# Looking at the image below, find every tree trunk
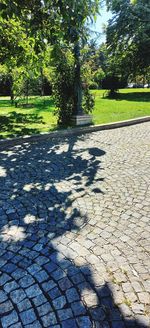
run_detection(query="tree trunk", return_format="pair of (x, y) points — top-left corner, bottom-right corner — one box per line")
(26, 80), (29, 104)
(40, 68), (44, 97)
(10, 92), (14, 105)
(9, 76), (14, 105)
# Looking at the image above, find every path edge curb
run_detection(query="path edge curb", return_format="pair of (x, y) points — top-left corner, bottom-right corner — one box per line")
(0, 116), (150, 150)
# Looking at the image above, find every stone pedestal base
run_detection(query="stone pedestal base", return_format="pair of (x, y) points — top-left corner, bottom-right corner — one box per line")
(72, 114), (92, 126)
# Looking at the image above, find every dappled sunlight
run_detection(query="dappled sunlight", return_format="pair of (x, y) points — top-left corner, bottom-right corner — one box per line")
(0, 125), (149, 327)
(24, 214), (37, 224)
(1, 225), (26, 242)
(3, 150), (16, 157)
(10, 157), (17, 162)
(0, 166), (7, 177)
(44, 183), (51, 191)
(23, 182), (42, 192)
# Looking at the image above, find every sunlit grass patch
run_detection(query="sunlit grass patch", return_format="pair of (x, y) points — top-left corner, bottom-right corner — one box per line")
(0, 89), (149, 139)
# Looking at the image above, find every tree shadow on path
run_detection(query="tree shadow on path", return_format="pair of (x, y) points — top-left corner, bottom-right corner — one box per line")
(0, 135), (149, 327)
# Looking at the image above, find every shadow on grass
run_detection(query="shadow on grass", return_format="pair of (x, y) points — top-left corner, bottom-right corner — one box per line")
(0, 111), (44, 139)
(118, 92), (150, 102)
(0, 99), (12, 108)
(102, 91), (150, 102)
(33, 97), (55, 113)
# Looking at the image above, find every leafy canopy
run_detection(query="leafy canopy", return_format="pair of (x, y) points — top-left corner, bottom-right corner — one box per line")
(106, 0), (150, 76)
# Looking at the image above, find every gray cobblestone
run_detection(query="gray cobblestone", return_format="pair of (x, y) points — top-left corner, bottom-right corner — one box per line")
(1, 310), (18, 328)
(57, 308), (73, 321)
(42, 280), (57, 292)
(0, 273), (11, 285)
(131, 303), (145, 314)
(10, 289), (26, 304)
(19, 275), (35, 288)
(41, 313), (57, 327)
(25, 322), (42, 328)
(4, 281), (19, 293)
(27, 264), (41, 275)
(51, 268), (65, 281)
(58, 277), (73, 291)
(76, 316), (92, 327)
(71, 301), (86, 315)
(70, 273), (85, 284)
(0, 258), (7, 267)
(32, 295), (47, 307)
(66, 288), (80, 302)
(44, 262), (58, 273)
(11, 269), (26, 280)
(17, 299), (32, 312)
(2, 263), (17, 273)
(0, 123), (149, 327)
(48, 287), (61, 299)
(132, 281), (143, 293)
(138, 292), (150, 304)
(0, 290), (8, 302)
(37, 302), (52, 316)
(61, 319), (78, 328)
(33, 270), (49, 283)
(10, 323), (22, 328)
(35, 256), (49, 266)
(20, 309), (37, 325)
(0, 300), (13, 314)
(25, 284), (42, 298)
(52, 296), (67, 309)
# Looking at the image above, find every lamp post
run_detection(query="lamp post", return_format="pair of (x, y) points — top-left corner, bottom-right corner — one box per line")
(72, 40), (92, 126)
(73, 42), (83, 115)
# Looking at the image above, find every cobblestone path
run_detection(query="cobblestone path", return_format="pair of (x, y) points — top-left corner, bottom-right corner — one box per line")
(0, 122), (150, 328)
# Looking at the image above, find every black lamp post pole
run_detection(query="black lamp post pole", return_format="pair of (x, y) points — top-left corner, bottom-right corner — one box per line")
(73, 41), (83, 116)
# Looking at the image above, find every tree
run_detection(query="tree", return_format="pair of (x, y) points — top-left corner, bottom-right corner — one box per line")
(0, 13), (38, 103)
(0, 0), (101, 124)
(106, 0), (150, 79)
(80, 42), (106, 89)
(50, 0), (100, 120)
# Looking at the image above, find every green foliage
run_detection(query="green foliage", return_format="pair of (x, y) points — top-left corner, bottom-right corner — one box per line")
(81, 43), (106, 89)
(0, 12), (39, 103)
(0, 0), (101, 124)
(106, 0), (150, 77)
(51, 0), (100, 44)
(0, 16), (35, 65)
(50, 45), (95, 125)
(89, 81), (99, 89)
(82, 87), (95, 112)
(50, 46), (75, 125)
(102, 75), (127, 98)
(94, 68), (105, 87)
(0, 64), (7, 76)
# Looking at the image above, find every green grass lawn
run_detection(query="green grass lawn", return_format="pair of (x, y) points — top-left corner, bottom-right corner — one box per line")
(92, 88), (150, 124)
(0, 97), (57, 139)
(0, 89), (150, 139)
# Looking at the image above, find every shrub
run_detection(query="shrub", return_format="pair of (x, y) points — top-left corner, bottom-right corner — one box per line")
(102, 75), (127, 98)
(89, 81), (98, 90)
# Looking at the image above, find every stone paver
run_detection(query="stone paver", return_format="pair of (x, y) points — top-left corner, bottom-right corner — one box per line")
(0, 122), (150, 327)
